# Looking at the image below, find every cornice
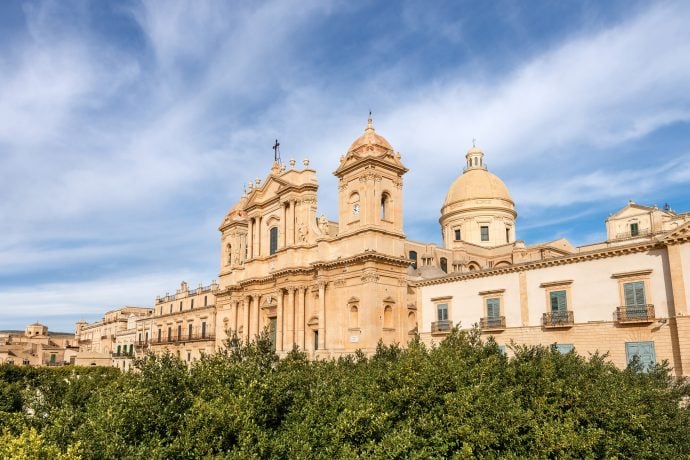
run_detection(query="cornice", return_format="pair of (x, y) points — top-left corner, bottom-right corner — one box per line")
(414, 240), (663, 287)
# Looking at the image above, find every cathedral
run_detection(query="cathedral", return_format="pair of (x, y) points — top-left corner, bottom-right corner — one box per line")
(73, 117), (690, 377)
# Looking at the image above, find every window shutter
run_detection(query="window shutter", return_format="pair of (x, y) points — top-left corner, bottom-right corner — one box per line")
(487, 298), (500, 318)
(634, 282), (645, 306)
(550, 291), (566, 312)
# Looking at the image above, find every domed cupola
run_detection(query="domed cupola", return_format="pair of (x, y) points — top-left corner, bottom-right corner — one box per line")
(440, 144), (517, 248)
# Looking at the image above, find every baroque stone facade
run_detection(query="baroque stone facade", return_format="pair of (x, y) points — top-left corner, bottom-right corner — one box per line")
(74, 117), (690, 376)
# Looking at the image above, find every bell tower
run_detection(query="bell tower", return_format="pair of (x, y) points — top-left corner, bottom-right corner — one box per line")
(334, 117), (408, 237)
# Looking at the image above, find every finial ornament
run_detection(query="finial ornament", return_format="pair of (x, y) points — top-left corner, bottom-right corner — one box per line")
(303, 158), (310, 167)
(472, 138), (476, 148)
(289, 158), (296, 168)
(367, 111), (373, 130)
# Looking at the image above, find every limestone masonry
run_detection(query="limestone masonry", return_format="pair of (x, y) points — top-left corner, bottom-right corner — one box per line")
(6, 117), (688, 376)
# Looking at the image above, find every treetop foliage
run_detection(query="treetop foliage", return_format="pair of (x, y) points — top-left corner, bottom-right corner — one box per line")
(1, 328), (688, 459)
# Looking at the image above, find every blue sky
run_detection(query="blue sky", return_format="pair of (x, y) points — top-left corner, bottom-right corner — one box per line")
(1, 0), (689, 332)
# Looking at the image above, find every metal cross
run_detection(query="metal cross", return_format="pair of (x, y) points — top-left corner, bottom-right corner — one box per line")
(272, 139), (280, 162)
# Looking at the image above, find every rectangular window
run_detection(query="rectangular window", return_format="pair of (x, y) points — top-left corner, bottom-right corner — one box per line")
(549, 290), (567, 312)
(437, 303), (449, 321)
(167, 327), (172, 342)
(138, 333), (141, 344)
(454, 229), (461, 241)
(270, 227), (278, 255)
(129, 344), (133, 354)
(187, 352), (191, 362)
(201, 321), (207, 338)
(555, 343), (574, 354)
(480, 226), (489, 241)
(116, 345), (121, 355)
(204, 296), (208, 307)
(191, 299), (194, 309)
(157, 329), (161, 343)
(314, 330), (319, 351)
(623, 281), (646, 306)
(145, 331), (149, 343)
(179, 301), (183, 311)
(626, 341), (656, 372)
(177, 325), (181, 341)
(630, 222), (639, 236)
(188, 323), (193, 339)
(486, 298), (500, 318)
(506, 227), (510, 243)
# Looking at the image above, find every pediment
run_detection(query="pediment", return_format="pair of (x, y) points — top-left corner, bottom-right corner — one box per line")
(660, 220), (690, 244)
(608, 203), (656, 220)
(245, 175), (289, 207)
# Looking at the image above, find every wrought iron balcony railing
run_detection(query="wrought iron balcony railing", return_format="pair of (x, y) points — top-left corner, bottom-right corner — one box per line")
(615, 228), (651, 240)
(615, 304), (655, 324)
(542, 311), (574, 328)
(150, 329), (215, 345)
(431, 320), (453, 334)
(480, 316), (506, 331)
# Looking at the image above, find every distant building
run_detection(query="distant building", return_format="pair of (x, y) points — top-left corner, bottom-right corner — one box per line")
(0, 322), (76, 366)
(74, 306), (152, 367)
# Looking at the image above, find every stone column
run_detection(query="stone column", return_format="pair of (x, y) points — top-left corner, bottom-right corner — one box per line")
(230, 300), (238, 337)
(243, 296), (251, 342)
(297, 286), (305, 350)
(282, 203), (287, 249)
(247, 219), (253, 259)
(289, 200), (296, 245)
(254, 217), (261, 258)
(252, 294), (260, 339)
(276, 289), (284, 352)
(318, 282), (326, 351)
(286, 288), (295, 349)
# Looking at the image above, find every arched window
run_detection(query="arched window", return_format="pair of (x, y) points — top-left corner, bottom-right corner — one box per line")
(349, 305), (359, 329)
(380, 192), (390, 220)
(440, 257), (448, 273)
(383, 305), (393, 328)
(226, 243), (232, 265)
(409, 251), (418, 269)
(408, 311), (417, 333)
(269, 226), (279, 255)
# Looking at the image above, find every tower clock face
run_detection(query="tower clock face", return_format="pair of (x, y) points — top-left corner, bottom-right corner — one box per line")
(352, 203), (360, 216)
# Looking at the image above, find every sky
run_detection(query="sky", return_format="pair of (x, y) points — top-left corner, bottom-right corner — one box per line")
(1, 0), (690, 332)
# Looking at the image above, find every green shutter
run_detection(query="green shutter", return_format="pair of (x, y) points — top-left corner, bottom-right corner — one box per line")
(555, 343), (574, 354)
(550, 291), (567, 312)
(624, 281), (645, 306)
(437, 304), (448, 321)
(626, 341), (656, 372)
(487, 298), (500, 318)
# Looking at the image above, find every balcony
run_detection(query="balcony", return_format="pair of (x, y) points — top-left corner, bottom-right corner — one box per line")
(542, 311), (574, 328)
(480, 316), (506, 331)
(615, 304), (655, 324)
(431, 320), (453, 334)
(111, 352), (134, 358)
(150, 329), (215, 345)
(615, 228), (651, 240)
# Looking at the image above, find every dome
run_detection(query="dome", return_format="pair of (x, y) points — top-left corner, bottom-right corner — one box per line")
(443, 168), (514, 207)
(347, 117), (393, 153)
